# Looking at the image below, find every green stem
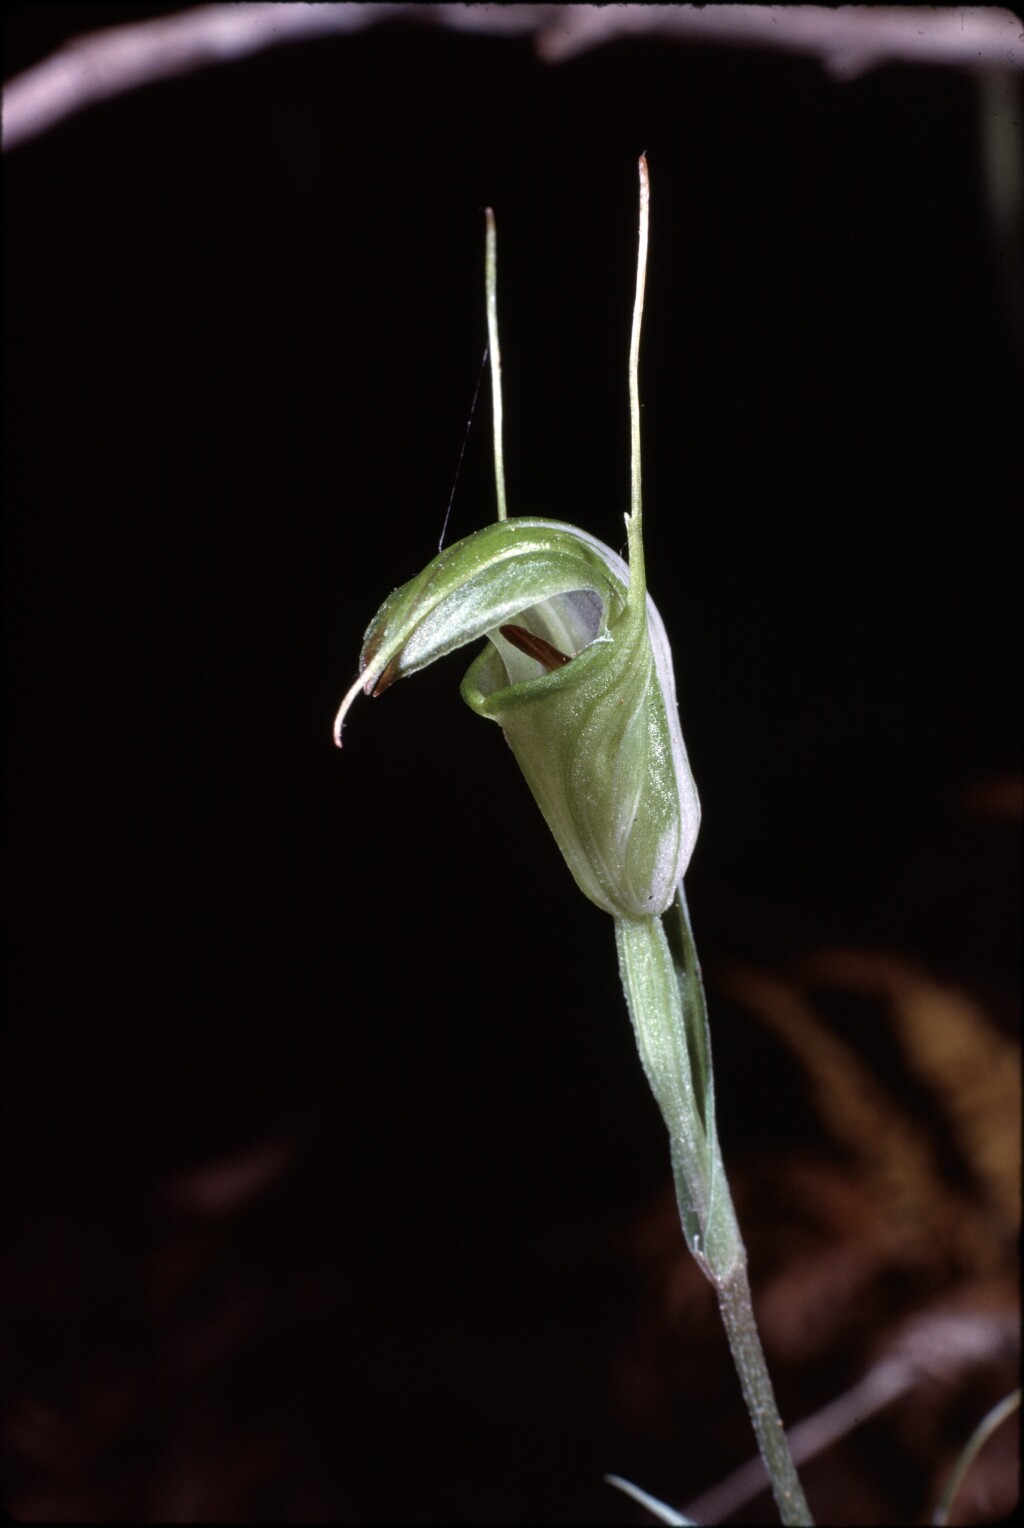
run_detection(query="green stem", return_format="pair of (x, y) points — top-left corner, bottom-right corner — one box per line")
(484, 207), (507, 521)
(615, 899), (812, 1526)
(625, 154), (649, 595)
(717, 1261), (811, 1526)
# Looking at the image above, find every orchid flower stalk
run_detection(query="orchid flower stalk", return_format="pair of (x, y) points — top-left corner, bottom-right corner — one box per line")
(334, 159), (812, 1526)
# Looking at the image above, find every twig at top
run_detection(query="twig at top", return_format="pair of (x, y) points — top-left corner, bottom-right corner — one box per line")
(5, 5), (1021, 154)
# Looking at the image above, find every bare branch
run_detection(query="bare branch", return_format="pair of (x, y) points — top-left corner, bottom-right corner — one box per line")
(4, 4), (1023, 154)
(534, 4), (1024, 75)
(0, 4), (553, 154)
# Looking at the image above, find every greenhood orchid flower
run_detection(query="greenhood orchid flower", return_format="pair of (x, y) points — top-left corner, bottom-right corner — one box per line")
(333, 510), (700, 921)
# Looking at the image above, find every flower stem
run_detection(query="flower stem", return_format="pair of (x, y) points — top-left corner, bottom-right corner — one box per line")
(615, 896), (812, 1525)
(716, 1260), (812, 1526)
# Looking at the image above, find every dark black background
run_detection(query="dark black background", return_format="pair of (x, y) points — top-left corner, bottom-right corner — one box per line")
(3, 6), (1021, 1523)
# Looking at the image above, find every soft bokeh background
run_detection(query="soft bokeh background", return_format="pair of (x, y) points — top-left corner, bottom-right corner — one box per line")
(3, 7), (1020, 1522)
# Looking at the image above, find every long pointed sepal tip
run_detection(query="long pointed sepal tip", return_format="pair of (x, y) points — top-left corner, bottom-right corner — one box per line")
(332, 669), (375, 748)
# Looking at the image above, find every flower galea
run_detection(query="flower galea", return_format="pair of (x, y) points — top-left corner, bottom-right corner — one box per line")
(333, 511), (700, 921)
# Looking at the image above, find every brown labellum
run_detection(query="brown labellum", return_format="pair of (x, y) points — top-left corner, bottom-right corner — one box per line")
(499, 624), (573, 672)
